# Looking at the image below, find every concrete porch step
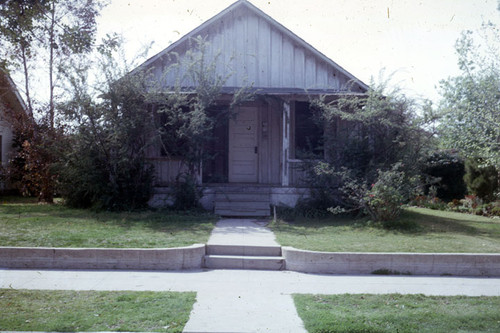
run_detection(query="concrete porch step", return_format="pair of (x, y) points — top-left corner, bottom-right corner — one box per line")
(206, 244), (282, 256)
(215, 201), (270, 210)
(215, 209), (271, 217)
(214, 191), (271, 217)
(204, 254), (285, 270)
(215, 193), (270, 202)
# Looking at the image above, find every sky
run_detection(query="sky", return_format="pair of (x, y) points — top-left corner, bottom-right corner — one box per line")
(97, 0), (500, 103)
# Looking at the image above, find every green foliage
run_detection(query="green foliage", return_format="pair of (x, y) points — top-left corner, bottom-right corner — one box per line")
(0, 0), (105, 203)
(463, 159), (499, 202)
(57, 36), (154, 210)
(171, 174), (203, 211)
(438, 24), (500, 169)
(423, 150), (466, 201)
(2, 101), (63, 202)
(299, 81), (431, 221)
(328, 163), (419, 221)
(364, 164), (414, 221)
(151, 36), (253, 176)
(310, 79), (430, 180)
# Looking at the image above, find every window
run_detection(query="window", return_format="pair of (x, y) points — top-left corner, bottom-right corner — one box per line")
(157, 105), (190, 157)
(294, 101), (323, 159)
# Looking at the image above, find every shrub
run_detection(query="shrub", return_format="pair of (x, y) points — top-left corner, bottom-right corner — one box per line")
(464, 159), (499, 202)
(363, 164), (417, 221)
(329, 163), (419, 221)
(171, 174), (203, 211)
(297, 161), (345, 214)
(423, 150), (467, 201)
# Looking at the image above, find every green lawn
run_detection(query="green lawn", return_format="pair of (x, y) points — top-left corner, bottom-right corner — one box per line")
(271, 207), (500, 253)
(0, 289), (194, 332)
(0, 197), (217, 248)
(294, 294), (500, 333)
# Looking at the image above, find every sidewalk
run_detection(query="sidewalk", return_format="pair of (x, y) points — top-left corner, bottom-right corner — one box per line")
(1, 268), (500, 332)
(1, 218), (500, 333)
(185, 218), (305, 332)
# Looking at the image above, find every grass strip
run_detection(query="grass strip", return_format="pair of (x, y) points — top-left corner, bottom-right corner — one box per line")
(0, 289), (195, 332)
(294, 293), (500, 333)
(0, 198), (217, 248)
(271, 207), (500, 253)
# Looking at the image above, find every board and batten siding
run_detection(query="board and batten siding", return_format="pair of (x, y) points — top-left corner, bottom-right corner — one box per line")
(149, 6), (348, 92)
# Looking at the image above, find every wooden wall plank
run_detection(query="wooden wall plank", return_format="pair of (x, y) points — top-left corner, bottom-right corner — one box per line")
(270, 27), (282, 87)
(257, 17), (271, 87)
(305, 53), (316, 89)
(293, 46), (305, 88)
(282, 37), (294, 88)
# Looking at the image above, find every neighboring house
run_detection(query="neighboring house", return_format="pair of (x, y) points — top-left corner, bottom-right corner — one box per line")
(138, 0), (369, 215)
(0, 69), (25, 191)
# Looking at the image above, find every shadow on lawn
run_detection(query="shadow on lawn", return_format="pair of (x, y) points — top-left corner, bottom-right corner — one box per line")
(402, 208), (500, 237)
(0, 199), (217, 235)
(273, 208), (500, 239)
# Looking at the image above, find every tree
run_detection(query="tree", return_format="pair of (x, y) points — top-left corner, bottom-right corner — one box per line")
(302, 80), (433, 220)
(312, 79), (433, 178)
(438, 24), (500, 170)
(57, 35), (155, 210)
(57, 36), (253, 210)
(0, 0), (105, 202)
(464, 158), (498, 202)
(148, 37), (253, 204)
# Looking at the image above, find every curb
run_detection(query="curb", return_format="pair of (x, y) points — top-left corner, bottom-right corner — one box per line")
(282, 246), (500, 277)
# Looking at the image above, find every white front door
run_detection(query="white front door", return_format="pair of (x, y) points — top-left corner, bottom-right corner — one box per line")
(228, 106), (259, 183)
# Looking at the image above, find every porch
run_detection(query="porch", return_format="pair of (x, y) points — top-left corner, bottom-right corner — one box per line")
(150, 183), (310, 217)
(148, 96), (318, 215)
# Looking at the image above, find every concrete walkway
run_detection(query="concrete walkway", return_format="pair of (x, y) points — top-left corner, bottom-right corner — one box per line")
(187, 218), (303, 332)
(206, 218), (279, 246)
(1, 218), (500, 332)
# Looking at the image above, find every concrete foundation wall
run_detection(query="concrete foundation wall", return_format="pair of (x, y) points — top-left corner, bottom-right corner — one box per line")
(270, 187), (309, 207)
(0, 244), (206, 270)
(282, 247), (500, 277)
(150, 186), (310, 210)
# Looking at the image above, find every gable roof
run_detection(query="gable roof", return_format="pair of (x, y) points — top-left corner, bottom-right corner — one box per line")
(137, 0), (369, 95)
(0, 69), (27, 119)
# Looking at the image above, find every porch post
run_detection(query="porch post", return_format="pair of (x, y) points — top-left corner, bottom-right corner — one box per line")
(282, 100), (290, 186)
(196, 160), (203, 184)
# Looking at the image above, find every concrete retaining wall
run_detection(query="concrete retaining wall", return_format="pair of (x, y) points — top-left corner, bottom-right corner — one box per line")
(0, 244), (206, 270)
(282, 247), (500, 277)
(3, 244), (499, 276)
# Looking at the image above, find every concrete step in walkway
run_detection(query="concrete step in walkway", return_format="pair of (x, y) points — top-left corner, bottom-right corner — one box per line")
(204, 254), (285, 270)
(203, 219), (284, 270)
(207, 244), (282, 256)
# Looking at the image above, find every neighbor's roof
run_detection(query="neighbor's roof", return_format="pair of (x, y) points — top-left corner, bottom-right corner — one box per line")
(0, 69), (27, 117)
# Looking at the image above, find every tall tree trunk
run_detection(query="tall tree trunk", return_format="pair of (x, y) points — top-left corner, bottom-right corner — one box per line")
(20, 43), (34, 120)
(48, 2), (55, 129)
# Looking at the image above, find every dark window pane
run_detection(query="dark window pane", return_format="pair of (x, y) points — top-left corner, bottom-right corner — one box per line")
(295, 101), (323, 158)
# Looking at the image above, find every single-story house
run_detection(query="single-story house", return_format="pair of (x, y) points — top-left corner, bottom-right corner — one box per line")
(136, 0), (369, 216)
(0, 69), (25, 191)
